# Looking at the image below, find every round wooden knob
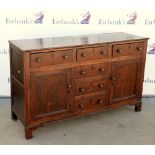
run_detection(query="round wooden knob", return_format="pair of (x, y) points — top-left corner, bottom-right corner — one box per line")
(36, 58), (41, 62)
(79, 104), (84, 108)
(117, 49), (122, 53)
(99, 84), (104, 88)
(101, 51), (106, 55)
(80, 71), (86, 75)
(79, 88), (85, 92)
(63, 55), (69, 59)
(98, 100), (103, 104)
(111, 77), (116, 81)
(81, 53), (86, 57)
(17, 70), (21, 74)
(137, 47), (142, 50)
(99, 68), (104, 72)
(68, 84), (72, 88)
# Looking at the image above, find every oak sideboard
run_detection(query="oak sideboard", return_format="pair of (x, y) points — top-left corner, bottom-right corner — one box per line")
(9, 32), (148, 139)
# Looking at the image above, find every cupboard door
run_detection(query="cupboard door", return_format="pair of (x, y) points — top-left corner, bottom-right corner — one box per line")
(30, 69), (72, 119)
(110, 59), (141, 103)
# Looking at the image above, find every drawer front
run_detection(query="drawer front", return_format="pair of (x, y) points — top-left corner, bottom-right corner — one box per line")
(31, 49), (73, 67)
(73, 63), (108, 79)
(31, 52), (53, 67)
(130, 42), (144, 54)
(73, 65), (93, 78)
(77, 46), (110, 62)
(112, 42), (144, 57)
(53, 49), (73, 64)
(93, 63), (108, 76)
(112, 44), (130, 57)
(76, 93), (107, 111)
(75, 80), (107, 96)
(77, 48), (93, 62)
(93, 46), (110, 59)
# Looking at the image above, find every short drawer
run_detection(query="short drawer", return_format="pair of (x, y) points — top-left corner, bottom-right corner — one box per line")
(112, 42), (144, 57)
(130, 42), (144, 54)
(73, 63), (108, 79)
(112, 43), (130, 57)
(31, 52), (52, 67)
(75, 79), (107, 96)
(93, 45), (110, 59)
(30, 49), (73, 67)
(53, 49), (73, 64)
(76, 45), (110, 62)
(76, 93), (107, 111)
(77, 48), (93, 62)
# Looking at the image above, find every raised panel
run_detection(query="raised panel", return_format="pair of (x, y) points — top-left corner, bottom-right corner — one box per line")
(110, 59), (141, 103)
(30, 69), (72, 119)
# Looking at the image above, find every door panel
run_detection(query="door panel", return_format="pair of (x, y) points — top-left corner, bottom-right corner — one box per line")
(30, 69), (72, 119)
(110, 59), (141, 103)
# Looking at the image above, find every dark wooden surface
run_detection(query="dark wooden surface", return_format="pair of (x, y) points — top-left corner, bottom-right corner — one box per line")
(9, 32), (148, 51)
(9, 32), (148, 139)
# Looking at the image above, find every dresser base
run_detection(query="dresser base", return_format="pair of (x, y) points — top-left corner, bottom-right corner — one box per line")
(9, 32), (148, 139)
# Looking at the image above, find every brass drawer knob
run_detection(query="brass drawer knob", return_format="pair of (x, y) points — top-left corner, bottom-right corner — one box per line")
(99, 68), (104, 72)
(101, 51), (106, 55)
(80, 71), (86, 75)
(17, 70), (21, 74)
(98, 100), (103, 104)
(36, 58), (41, 62)
(137, 47), (142, 50)
(99, 84), (104, 88)
(63, 55), (69, 59)
(79, 104), (84, 108)
(79, 88), (85, 92)
(68, 84), (72, 88)
(117, 49), (122, 53)
(81, 53), (86, 57)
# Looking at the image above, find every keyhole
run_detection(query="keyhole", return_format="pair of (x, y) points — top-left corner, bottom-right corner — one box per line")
(68, 90), (70, 94)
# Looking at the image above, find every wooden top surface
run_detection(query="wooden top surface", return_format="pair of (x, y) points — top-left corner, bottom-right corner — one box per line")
(9, 32), (148, 51)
